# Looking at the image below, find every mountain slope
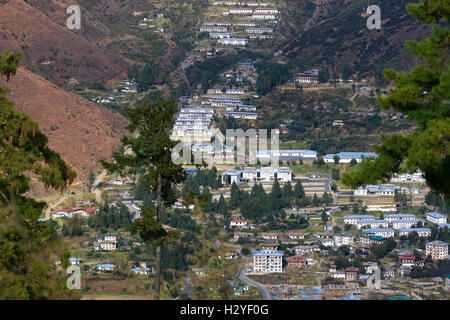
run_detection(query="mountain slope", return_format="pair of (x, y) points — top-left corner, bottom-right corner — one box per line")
(0, 0), (128, 87)
(0, 67), (128, 182)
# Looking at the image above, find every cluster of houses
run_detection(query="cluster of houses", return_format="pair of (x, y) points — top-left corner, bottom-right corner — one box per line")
(94, 233), (120, 251)
(205, 96), (259, 119)
(52, 206), (99, 219)
(221, 166), (294, 185)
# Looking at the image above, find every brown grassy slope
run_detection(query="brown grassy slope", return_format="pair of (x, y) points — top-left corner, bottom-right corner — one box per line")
(0, 0), (128, 87)
(0, 67), (128, 182)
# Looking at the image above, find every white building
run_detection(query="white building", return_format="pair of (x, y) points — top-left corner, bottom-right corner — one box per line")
(356, 219), (389, 229)
(252, 250), (284, 273)
(398, 228), (431, 237)
(256, 149), (318, 162)
(426, 241), (449, 260)
(229, 8), (254, 14)
(218, 38), (248, 46)
(222, 167), (293, 184)
(324, 152), (378, 163)
(384, 214), (417, 223)
(343, 215), (376, 226)
(361, 228), (395, 238)
(392, 219), (421, 229)
(426, 212), (447, 225)
(390, 170), (425, 183)
(230, 220), (248, 229)
(334, 233), (356, 247)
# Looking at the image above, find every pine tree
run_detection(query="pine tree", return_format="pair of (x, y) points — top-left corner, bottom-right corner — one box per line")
(293, 180), (305, 206)
(281, 182), (293, 207)
(101, 100), (185, 300)
(0, 52), (78, 299)
(343, 0), (450, 204)
(229, 181), (240, 210)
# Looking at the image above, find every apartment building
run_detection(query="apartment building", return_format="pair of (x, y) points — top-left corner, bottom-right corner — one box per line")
(252, 250), (284, 273)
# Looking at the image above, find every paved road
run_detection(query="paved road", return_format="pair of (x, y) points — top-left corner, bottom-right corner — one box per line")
(238, 263), (271, 300)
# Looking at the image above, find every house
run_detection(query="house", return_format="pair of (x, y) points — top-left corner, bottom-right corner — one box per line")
(192, 268), (210, 276)
(132, 266), (151, 275)
(331, 272), (346, 279)
(334, 233), (356, 247)
(69, 257), (82, 265)
(329, 264), (337, 273)
(104, 233), (120, 242)
(384, 268), (397, 278)
(94, 241), (117, 251)
(363, 262), (378, 274)
(360, 235), (385, 246)
(200, 25), (228, 32)
(234, 231), (252, 239)
(79, 206), (99, 218)
(286, 256), (307, 268)
(221, 169), (243, 185)
(426, 212), (447, 225)
(294, 245), (320, 256)
(230, 220), (248, 229)
(96, 264), (115, 271)
(252, 250), (284, 273)
(345, 267), (359, 281)
(398, 265), (412, 277)
(294, 70), (319, 84)
(288, 232), (305, 240)
(260, 241), (278, 250)
(261, 233), (278, 240)
(399, 254), (416, 266)
(426, 241), (449, 260)
(229, 8), (254, 14)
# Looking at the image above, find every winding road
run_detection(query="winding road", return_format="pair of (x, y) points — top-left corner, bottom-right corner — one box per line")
(237, 263), (271, 300)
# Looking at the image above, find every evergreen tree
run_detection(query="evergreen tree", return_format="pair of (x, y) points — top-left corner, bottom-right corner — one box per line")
(101, 100), (185, 300)
(229, 181), (240, 210)
(293, 180), (305, 206)
(0, 52), (79, 299)
(343, 0), (450, 204)
(281, 182), (293, 207)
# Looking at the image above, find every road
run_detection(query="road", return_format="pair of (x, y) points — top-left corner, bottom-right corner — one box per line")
(237, 263), (271, 300)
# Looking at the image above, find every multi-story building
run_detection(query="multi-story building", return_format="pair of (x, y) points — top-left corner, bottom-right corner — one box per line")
(200, 25), (228, 32)
(334, 233), (356, 247)
(426, 212), (448, 224)
(384, 214), (417, 223)
(323, 152), (378, 163)
(286, 256), (307, 268)
(252, 250), (284, 273)
(294, 69), (319, 84)
(222, 166), (293, 184)
(343, 215), (376, 226)
(361, 228), (395, 238)
(398, 228), (431, 237)
(392, 219), (421, 229)
(426, 241), (449, 260)
(230, 219), (248, 229)
(209, 32), (233, 39)
(224, 111), (258, 119)
(255, 149), (318, 162)
(229, 8), (254, 14)
(246, 27), (274, 34)
(218, 38), (249, 46)
(356, 219), (389, 229)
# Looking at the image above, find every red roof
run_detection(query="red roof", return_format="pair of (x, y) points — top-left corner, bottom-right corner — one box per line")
(83, 207), (99, 214)
(345, 267), (360, 272)
(287, 256), (307, 262)
(399, 254), (416, 260)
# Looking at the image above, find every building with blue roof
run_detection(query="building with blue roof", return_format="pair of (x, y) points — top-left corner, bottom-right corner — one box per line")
(96, 264), (115, 271)
(252, 250), (284, 273)
(324, 152), (378, 164)
(343, 215), (376, 225)
(255, 149), (318, 161)
(426, 212), (447, 224)
(362, 228), (395, 238)
(398, 228), (431, 237)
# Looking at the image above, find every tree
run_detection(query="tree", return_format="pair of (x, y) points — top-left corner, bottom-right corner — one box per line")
(348, 158), (357, 167)
(0, 52), (79, 299)
(229, 181), (240, 210)
(321, 210), (329, 224)
(281, 182), (293, 207)
(330, 181), (338, 193)
(333, 155), (340, 165)
(343, 0), (450, 204)
(331, 168), (340, 181)
(101, 100), (186, 299)
(293, 180), (305, 206)
(87, 169), (95, 191)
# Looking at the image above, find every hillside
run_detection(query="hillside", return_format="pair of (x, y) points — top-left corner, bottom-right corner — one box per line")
(0, 67), (128, 183)
(279, 0), (430, 76)
(0, 0), (128, 87)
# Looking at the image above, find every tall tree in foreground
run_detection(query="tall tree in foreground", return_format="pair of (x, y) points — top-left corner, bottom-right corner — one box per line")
(343, 0), (450, 204)
(0, 52), (78, 299)
(101, 101), (186, 299)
